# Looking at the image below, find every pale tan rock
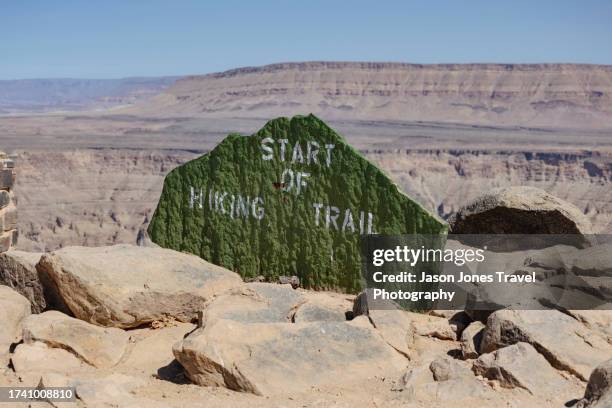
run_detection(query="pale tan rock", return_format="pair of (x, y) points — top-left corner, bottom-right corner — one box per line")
(0, 203), (17, 231)
(202, 283), (303, 325)
(481, 309), (612, 380)
(367, 308), (415, 359)
(118, 322), (195, 378)
(411, 313), (457, 340)
(22, 311), (129, 368)
(73, 374), (153, 408)
(291, 290), (351, 323)
(36, 244), (243, 328)
(395, 358), (491, 402)
(567, 310), (612, 341)
(11, 341), (93, 383)
(173, 319), (407, 395)
(474, 342), (574, 397)
(0, 285), (30, 366)
(40, 372), (166, 408)
(429, 357), (474, 381)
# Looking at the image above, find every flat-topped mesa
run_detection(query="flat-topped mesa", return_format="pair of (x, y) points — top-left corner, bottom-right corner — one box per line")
(0, 152), (17, 252)
(127, 61), (612, 129)
(148, 114), (446, 293)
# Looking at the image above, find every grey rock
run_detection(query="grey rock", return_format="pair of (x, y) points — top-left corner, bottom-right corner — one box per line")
(278, 275), (300, 288)
(352, 290), (369, 317)
(0, 169), (14, 190)
(0, 251), (44, 313)
(461, 321), (486, 359)
(0, 191), (9, 209)
(578, 359), (612, 408)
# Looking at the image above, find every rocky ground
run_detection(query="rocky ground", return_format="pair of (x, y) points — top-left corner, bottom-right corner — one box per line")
(0, 244), (610, 408)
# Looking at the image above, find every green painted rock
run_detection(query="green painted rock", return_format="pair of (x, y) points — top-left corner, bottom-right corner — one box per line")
(148, 115), (446, 292)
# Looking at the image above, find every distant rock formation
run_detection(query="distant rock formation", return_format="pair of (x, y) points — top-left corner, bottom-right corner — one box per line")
(0, 77), (179, 114)
(125, 61), (612, 129)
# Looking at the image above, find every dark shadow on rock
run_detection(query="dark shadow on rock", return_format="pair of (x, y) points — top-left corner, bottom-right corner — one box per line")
(156, 359), (190, 384)
(564, 398), (580, 407)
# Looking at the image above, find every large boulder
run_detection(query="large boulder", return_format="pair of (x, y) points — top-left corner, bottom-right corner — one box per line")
(22, 311), (129, 368)
(0, 286), (30, 366)
(148, 115), (446, 293)
(473, 342), (575, 397)
(449, 186), (592, 238)
(0, 251), (44, 312)
(173, 318), (407, 395)
(579, 359), (612, 408)
(480, 309), (612, 380)
(36, 244), (243, 328)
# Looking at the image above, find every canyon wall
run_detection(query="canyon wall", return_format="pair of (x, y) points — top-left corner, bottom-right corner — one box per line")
(126, 62), (612, 129)
(13, 147), (612, 251)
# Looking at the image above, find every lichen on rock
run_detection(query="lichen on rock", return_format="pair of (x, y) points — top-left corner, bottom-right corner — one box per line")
(148, 114), (446, 292)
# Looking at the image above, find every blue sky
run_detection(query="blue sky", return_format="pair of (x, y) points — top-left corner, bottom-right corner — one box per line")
(1, 0), (611, 79)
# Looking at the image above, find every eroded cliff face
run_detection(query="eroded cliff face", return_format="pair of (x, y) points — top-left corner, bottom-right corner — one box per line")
(126, 62), (612, 129)
(14, 150), (189, 251)
(369, 149), (612, 232)
(13, 147), (612, 251)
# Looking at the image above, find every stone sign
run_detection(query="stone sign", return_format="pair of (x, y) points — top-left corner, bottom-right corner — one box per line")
(148, 115), (445, 292)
